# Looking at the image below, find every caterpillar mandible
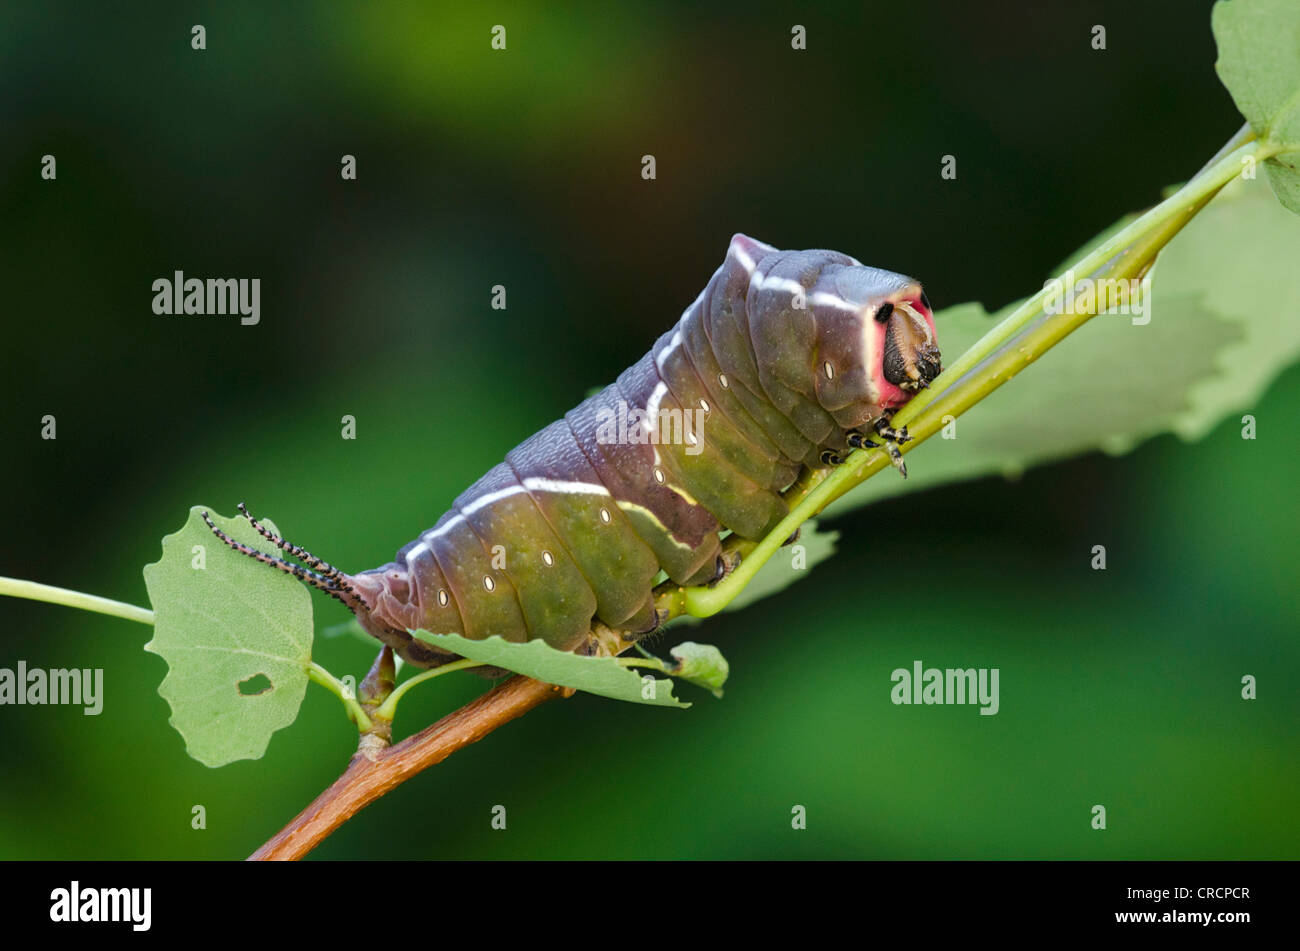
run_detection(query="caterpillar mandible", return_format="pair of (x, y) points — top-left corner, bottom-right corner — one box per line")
(203, 234), (941, 668)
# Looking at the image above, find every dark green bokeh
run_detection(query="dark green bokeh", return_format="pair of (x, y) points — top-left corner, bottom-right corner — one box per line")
(1, 0), (1295, 859)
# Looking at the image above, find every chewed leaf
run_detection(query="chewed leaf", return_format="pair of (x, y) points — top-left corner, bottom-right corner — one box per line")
(411, 631), (692, 708)
(668, 642), (729, 698)
(143, 506), (314, 767)
(1213, 0), (1300, 213)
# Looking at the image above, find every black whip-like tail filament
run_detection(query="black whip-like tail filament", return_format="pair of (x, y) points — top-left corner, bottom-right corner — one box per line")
(200, 509), (360, 610)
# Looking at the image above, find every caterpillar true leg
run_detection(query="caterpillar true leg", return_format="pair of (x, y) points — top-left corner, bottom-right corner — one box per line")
(880, 440), (909, 478)
(847, 428), (908, 478)
(872, 419), (911, 477)
(872, 415), (912, 444)
(846, 431), (881, 451)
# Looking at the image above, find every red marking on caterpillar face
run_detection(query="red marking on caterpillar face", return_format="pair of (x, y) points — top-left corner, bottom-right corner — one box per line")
(870, 294), (940, 408)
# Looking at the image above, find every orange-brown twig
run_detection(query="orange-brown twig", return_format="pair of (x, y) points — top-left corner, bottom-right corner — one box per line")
(249, 675), (562, 860)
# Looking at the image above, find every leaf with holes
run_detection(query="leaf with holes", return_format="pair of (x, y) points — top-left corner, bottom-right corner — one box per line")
(143, 506), (314, 767)
(412, 631), (697, 707)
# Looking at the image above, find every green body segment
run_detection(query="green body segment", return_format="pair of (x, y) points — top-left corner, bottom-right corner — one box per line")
(457, 470), (597, 650)
(568, 387), (722, 586)
(505, 422), (661, 633)
(424, 514), (528, 642)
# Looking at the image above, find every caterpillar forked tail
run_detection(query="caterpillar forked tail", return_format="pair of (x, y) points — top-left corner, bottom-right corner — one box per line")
(200, 506), (364, 613)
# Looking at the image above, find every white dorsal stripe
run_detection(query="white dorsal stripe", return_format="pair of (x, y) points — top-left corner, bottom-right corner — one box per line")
(461, 485), (528, 517)
(422, 514), (476, 544)
(403, 540), (431, 573)
(521, 477), (610, 497)
(810, 291), (864, 313)
(681, 290), (705, 325)
(758, 274), (805, 298)
(752, 271), (862, 315)
(655, 329), (683, 371)
(729, 242), (756, 273)
(419, 478), (613, 547)
(643, 381), (669, 467)
(644, 381), (668, 430)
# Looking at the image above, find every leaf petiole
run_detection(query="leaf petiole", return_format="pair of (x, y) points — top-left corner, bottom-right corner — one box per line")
(372, 658), (484, 723)
(308, 662), (374, 733)
(0, 576), (155, 625)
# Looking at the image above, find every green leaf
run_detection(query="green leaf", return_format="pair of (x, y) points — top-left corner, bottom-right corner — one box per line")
(668, 642), (730, 698)
(1213, 0), (1300, 213)
(828, 174), (1300, 515)
(143, 506), (314, 767)
(1150, 175), (1300, 438)
(411, 631), (691, 708)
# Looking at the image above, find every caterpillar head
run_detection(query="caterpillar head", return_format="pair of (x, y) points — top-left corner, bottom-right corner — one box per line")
(733, 234), (941, 431)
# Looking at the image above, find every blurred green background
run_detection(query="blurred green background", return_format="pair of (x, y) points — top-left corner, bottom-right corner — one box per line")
(2, 0), (1296, 859)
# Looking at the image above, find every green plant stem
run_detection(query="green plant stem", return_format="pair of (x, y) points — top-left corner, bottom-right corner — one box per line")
(0, 576), (155, 625)
(308, 662), (374, 732)
(372, 658), (484, 722)
(677, 134), (1279, 619)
